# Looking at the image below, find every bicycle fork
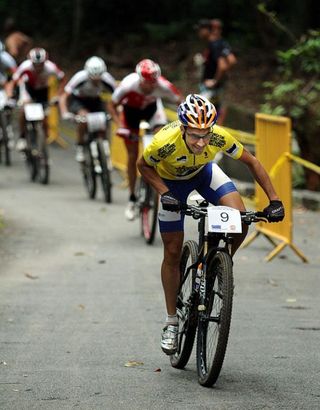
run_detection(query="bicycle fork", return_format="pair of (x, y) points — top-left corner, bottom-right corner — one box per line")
(197, 262), (207, 314)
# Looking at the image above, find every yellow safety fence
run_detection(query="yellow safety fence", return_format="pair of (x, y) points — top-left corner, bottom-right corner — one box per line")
(242, 113), (320, 263)
(47, 76), (68, 148)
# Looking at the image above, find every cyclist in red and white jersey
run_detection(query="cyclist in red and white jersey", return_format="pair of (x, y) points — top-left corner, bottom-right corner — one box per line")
(109, 59), (183, 220)
(7, 47), (65, 150)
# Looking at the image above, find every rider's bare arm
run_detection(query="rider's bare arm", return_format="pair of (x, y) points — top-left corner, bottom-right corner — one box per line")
(59, 91), (69, 115)
(107, 101), (121, 127)
(239, 148), (280, 201)
(137, 156), (169, 195)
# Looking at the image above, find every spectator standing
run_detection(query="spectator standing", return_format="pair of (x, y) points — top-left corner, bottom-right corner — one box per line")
(3, 18), (32, 64)
(195, 19), (237, 124)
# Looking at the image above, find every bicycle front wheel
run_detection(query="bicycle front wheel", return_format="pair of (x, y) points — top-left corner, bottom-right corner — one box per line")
(82, 144), (96, 199)
(170, 240), (198, 369)
(26, 127), (38, 182)
(197, 251), (233, 387)
(36, 124), (49, 185)
(140, 181), (158, 245)
(97, 140), (112, 203)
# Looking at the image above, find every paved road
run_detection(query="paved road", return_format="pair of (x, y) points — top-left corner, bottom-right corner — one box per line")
(0, 144), (320, 410)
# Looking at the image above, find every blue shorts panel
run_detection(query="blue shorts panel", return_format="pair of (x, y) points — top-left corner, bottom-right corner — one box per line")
(158, 163), (237, 233)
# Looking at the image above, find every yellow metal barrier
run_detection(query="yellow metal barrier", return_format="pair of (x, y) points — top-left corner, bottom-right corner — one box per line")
(242, 113), (308, 263)
(47, 76), (68, 148)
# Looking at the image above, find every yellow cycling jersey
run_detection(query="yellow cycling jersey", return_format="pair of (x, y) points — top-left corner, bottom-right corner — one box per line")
(143, 121), (244, 180)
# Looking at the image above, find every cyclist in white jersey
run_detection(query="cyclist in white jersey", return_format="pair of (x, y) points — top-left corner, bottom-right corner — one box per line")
(109, 59), (183, 221)
(7, 47), (65, 150)
(59, 56), (116, 162)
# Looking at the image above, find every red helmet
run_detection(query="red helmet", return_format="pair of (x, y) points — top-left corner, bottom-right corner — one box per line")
(136, 59), (161, 83)
(28, 48), (48, 64)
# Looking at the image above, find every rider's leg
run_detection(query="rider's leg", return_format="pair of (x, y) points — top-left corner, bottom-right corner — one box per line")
(43, 116), (49, 140)
(160, 231), (184, 317)
(125, 140), (139, 200)
(18, 109), (26, 139)
(76, 108), (89, 145)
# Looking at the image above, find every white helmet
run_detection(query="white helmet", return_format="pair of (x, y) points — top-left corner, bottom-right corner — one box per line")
(84, 56), (107, 79)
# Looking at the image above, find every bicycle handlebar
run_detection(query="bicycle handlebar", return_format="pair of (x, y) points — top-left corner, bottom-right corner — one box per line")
(181, 204), (268, 224)
(67, 112), (111, 124)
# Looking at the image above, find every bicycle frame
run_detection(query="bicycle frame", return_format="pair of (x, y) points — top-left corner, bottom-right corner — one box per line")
(180, 204), (267, 317)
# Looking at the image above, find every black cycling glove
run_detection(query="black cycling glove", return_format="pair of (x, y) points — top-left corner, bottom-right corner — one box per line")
(263, 200), (285, 222)
(161, 191), (181, 212)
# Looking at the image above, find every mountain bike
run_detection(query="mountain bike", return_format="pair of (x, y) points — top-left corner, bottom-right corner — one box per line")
(170, 199), (267, 387)
(74, 112), (112, 203)
(0, 90), (15, 166)
(137, 122), (158, 244)
(23, 102), (50, 184)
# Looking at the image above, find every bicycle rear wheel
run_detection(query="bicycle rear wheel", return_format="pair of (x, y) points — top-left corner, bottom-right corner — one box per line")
(140, 180), (158, 245)
(82, 144), (96, 199)
(97, 139), (112, 203)
(170, 240), (198, 369)
(196, 251), (233, 387)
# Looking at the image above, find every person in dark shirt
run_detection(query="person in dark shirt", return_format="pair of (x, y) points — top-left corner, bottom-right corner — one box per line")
(195, 19), (237, 124)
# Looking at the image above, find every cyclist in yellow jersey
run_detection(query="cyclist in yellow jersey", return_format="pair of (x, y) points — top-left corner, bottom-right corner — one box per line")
(137, 94), (285, 355)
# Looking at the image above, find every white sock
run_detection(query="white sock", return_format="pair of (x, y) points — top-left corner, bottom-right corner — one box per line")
(165, 314), (178, 326)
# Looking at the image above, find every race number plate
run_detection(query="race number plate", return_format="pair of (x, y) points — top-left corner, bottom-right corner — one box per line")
(208, 206), (242, 233)
(24, 103), (44, 121)
(87, 112), (106, 132)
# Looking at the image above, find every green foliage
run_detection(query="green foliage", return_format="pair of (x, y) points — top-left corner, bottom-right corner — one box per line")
(261, 30), (320, 190)
(261, 30), (320, 121)
(143, 22), (188, 43)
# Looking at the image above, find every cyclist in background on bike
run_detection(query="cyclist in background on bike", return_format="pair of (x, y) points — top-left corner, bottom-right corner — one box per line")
(59, 56), (116, 162)
(137, 94), (285, 355)
(109, 59), (183, 221)
(7, 47), (65, 151)
(0, 41), (16, 93)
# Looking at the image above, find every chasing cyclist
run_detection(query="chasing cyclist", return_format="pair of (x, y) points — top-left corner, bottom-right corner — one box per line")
(59, 56), (116, 162)
(137, 94), (285, 355)
(109, 59), (183, 221)
(7, 47), (65, 150)
(0, 40), (16, 93)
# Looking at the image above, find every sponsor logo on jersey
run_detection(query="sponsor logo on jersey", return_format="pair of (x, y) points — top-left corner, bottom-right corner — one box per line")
(149, 155), (160, 164)
(175, 165), (202, 176)
(176, 155), (187, 162)
(209, 133), (226, 148)
(157, 143), (176, 159)
(226, 143), (239, 155)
